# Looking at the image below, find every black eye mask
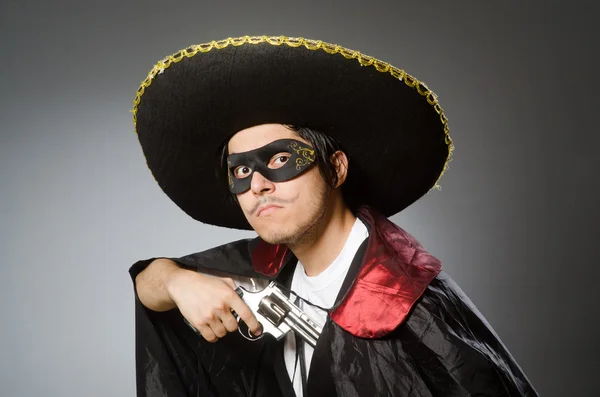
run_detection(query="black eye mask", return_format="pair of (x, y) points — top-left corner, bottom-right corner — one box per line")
(226, 139), (316, 194)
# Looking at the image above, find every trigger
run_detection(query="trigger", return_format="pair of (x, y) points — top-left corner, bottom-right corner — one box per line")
(237, 318), (263, 341)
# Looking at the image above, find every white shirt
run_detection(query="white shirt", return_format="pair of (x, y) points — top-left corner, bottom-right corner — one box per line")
(283, 217), (369, 396)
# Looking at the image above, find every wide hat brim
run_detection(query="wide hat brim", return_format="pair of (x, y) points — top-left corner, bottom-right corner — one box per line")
(133, 36), (453, 230)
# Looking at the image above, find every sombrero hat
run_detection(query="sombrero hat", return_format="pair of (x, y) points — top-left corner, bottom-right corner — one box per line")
(133, 35), (453, 230)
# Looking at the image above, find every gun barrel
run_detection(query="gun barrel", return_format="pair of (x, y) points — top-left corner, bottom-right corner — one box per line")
(283, 310), (321, 347)
(268, 288), (323, 348)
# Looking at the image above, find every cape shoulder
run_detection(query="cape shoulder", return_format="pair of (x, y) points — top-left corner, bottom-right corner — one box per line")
(128, 237), (271, 282)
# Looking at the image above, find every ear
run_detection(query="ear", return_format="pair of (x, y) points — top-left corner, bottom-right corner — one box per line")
(330, 150), (349, 188)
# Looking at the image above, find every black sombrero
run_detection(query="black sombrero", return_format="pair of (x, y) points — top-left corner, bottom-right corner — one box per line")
(133, 36), (454, 230)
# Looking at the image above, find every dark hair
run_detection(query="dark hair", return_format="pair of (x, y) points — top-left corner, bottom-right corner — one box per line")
(216, 125), (353, 207)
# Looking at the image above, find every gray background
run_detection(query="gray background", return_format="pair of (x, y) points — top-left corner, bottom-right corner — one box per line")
(1, 0), (598, 396)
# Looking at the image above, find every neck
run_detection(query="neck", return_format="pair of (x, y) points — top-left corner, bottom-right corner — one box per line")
(287, 198), (356, 277)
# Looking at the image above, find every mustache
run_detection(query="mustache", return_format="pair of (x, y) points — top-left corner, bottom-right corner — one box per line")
(251, 194), (299, 215)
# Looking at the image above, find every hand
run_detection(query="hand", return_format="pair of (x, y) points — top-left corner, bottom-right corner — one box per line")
(165, 268), (262, 343)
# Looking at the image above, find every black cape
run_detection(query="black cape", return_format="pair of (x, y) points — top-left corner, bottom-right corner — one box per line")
(129, 208), (538, 396)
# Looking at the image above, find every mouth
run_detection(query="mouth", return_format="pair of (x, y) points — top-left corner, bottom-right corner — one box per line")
(256, 204), (282, 217)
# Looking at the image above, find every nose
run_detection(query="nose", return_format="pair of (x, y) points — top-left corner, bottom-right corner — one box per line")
(250, 171), (275, 195)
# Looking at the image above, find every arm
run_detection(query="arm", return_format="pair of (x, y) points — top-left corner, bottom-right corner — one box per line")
(128, 240), (276, 397)
(135, 258), (183, 312)
(135, 257), (262, 341)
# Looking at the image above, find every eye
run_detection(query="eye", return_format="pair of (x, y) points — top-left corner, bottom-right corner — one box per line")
(269, 153), (291, 168)
(233, 165), (252, 179)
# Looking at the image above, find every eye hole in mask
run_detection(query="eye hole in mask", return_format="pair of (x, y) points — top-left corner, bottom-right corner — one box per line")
(232, 153), (291, 179)
(227, 139), (316, 194)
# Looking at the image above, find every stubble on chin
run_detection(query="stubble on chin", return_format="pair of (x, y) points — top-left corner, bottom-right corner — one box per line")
(259, 184), (331, 248)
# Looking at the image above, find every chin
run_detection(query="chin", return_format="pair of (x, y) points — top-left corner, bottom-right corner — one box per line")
(258, 234), (282, 245)
(254, 224), (293, 245)
(256, 229), (287, 245)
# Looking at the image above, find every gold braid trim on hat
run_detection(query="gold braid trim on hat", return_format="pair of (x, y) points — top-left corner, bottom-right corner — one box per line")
(132, 35), (454, 190)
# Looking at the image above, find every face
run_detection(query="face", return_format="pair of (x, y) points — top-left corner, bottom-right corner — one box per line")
(227, 124), (332, 246)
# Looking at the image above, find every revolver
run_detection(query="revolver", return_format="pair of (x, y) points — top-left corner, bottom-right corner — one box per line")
(235, 281), (323, 347)
(184, 280), (323, 348)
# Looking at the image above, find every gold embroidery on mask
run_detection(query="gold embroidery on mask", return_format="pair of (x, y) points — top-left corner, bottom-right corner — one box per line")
(287, 141), (316, 170)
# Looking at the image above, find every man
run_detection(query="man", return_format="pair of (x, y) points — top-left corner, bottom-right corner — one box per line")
(130, 36), (538, 396)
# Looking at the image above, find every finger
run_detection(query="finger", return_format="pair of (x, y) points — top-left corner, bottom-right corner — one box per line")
(230, 298), (262, 336)
(197, 324), (218, 343)
(220, 311), (239, 333)
(208, 318), (228, 339)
